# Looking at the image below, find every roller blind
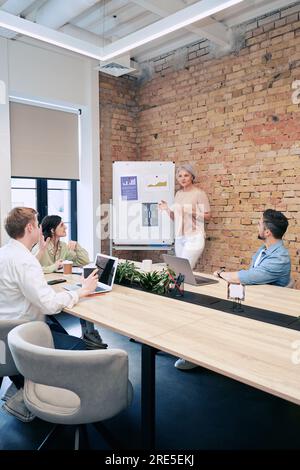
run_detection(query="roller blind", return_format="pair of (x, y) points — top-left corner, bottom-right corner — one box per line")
(10, 102), (79, 180)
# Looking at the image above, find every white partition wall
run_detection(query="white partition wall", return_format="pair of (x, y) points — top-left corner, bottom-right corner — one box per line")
(0, 39), (11, 245)
(0, 37), (99, 257)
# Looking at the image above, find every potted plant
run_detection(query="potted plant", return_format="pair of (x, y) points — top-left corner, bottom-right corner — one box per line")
(138, 268), (176, 295)
(116, 261), (178, 296)
(115, 261), (141, 285)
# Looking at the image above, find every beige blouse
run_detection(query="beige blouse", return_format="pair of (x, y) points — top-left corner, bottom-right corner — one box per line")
(36, 241), (90, 274)
(173, 187), (210, 237)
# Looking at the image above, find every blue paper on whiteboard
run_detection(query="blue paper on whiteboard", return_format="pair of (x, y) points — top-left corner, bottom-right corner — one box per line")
(120, 176), (138, 200)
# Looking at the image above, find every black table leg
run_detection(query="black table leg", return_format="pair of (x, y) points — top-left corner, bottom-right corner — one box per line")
(141, 344), (157, 449)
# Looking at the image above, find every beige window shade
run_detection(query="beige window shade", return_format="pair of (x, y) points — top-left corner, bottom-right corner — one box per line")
(10, 102), (79, 180)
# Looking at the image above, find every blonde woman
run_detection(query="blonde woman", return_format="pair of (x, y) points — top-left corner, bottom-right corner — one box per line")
(159, 163), (211, 268)
(159, 163), (211, 370)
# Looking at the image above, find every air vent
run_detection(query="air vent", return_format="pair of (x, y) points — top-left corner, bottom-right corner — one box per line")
(99, 62), (135, 76)
(95, 55), (137, 77)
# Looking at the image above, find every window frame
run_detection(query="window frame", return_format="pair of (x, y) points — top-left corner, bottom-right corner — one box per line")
(11, 177), (78, 241)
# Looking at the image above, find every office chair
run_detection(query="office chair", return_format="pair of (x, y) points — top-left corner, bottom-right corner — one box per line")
(0, 319), (27, 390)
(8, 321), (133, 449)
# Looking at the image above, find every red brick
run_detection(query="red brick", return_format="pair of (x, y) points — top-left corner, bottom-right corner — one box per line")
(99, 15), (300, 286)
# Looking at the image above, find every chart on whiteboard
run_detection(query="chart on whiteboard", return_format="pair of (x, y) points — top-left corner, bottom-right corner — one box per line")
(143, 175), (169, 192)
(120, 176), (138, 200)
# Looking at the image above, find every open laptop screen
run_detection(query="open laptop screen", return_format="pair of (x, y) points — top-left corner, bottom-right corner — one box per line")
(95, 255), (116, 286)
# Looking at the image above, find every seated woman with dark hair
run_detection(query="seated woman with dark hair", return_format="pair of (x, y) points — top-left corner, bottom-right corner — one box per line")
(35, 215), (107, 350)
(36, 215), (89, 273)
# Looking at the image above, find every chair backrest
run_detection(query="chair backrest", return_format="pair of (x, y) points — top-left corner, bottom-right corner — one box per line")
(8, 321), (132, 425)
(0, 318), (28, 378)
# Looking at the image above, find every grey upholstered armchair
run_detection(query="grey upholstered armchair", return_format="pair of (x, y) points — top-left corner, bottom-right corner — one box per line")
(0, 318), (28, 388)
(8, 321), (133, 449)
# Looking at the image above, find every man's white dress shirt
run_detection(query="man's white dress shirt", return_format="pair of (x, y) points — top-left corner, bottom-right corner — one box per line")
(0, 239), (79, 321)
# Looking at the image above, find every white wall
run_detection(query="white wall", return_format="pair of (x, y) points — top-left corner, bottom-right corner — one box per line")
(0, 39), (11, 245)
(0, 37), (100, 258)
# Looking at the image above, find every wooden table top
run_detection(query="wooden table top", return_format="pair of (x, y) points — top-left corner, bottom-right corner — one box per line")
(126, 261), (300, 318)
(120, 260), (300, 318)
(188, 272), (300, 318)
(48, 272), (300, 406)
(149, 311), (300, 405)
(49, 274), (207, 341)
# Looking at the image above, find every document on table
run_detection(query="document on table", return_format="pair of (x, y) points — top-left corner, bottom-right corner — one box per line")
(227, 283), (245, 300)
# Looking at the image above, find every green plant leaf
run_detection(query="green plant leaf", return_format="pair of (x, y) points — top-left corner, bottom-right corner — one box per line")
(116, 262), (177, 296)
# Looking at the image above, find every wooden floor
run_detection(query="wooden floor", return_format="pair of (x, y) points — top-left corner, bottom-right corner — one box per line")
(1, 313), (300, 450)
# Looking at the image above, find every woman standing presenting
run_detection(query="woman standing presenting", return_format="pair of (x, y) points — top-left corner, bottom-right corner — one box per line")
(159, 163), (211, 369)
(159, 163), (211, 269)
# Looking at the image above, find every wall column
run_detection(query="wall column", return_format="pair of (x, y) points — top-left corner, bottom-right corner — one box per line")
(0, 38), (11, 245)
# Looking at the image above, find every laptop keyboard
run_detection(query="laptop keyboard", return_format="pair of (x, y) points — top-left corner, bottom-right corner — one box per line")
(95, 286), (107, 292)
(195, 276), (219, 285)
(63, 284), (108, 293)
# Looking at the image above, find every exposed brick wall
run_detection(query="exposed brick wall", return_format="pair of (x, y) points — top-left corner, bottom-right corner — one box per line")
(99, 3), (300, 287)
(99, 74), (138, 257)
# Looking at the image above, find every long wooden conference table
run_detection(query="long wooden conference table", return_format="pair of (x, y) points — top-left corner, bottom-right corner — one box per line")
(49, 271), (300, 449)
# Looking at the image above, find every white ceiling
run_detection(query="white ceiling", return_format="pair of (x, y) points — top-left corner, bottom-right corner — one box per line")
(0, 0), (298, 64)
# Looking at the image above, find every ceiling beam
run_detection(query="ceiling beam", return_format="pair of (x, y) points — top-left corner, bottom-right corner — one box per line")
(35, 0), (100, 29)
(1, 0), (47, 39)
(87, 3), (140, 35)
(0, 10), (104, 59)
(101, 0), (245, 60)
(134, 31), (200, 62)
(130, 0), (231, 47)
(61, 13), (159, 49)
(1, 0), (34, 15)
(0, 0), (245, 61)
(73, 0), (127, 29)
(59, 23), (107, 46)
(97, 12), (158, 40)
(22, 0), (48, 19)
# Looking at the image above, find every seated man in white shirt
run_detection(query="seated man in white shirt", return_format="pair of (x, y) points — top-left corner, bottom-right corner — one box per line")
(0, 207), (98, 422)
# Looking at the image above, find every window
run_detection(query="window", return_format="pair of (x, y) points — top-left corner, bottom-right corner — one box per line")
(11, 178), (77, 241)
(11, 178), (37, 210)
(47, 180), (72, 240)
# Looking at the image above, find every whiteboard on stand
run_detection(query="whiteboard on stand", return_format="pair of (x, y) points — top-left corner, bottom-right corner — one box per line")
(112, 161), (175, 246)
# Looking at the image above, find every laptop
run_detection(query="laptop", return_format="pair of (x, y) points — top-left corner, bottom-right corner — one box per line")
(64, 253), (118, 294)
(163, 254), (219, 286)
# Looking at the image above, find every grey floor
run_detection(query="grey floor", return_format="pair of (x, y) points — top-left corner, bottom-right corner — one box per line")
(1, 312), (300, 450)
